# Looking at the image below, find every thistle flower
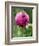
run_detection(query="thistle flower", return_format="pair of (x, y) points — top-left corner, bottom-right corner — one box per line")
(15, 11), (29, 27)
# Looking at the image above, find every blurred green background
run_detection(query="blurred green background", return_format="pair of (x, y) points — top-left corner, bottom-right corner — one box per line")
(11, 7), (33, 38)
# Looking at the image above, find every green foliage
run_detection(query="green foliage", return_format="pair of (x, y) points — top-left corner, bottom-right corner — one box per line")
(11, 24), (32, 37)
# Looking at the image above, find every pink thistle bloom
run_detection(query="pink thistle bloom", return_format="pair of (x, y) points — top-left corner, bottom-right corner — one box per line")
(15, 11), (29, 27)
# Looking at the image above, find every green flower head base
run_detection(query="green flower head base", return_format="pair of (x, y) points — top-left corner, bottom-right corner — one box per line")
(15, 11), (29, 27)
